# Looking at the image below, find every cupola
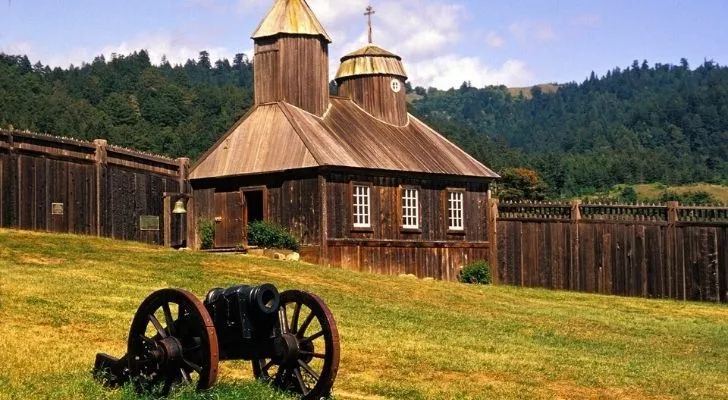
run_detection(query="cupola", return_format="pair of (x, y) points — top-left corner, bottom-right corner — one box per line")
(334, 7), (409, 126)
(251, 0), (331, 116)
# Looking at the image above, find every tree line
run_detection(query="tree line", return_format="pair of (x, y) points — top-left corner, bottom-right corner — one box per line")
(410, 58), (728, 197)
(1, 51), (726, 198)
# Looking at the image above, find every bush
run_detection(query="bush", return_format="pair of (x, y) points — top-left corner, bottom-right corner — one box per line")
(247, 221), (300, 251)
(198, 218), (215, 250)
(657, 190), (716, 205)
(459, 260), (492, 285)
(619, 185), (638, 203)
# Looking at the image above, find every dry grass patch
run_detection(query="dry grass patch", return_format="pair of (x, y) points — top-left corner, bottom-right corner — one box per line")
(1, 229), (727, 399)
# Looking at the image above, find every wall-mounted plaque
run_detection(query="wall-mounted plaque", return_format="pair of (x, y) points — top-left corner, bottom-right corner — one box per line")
(51, 203), (64, 215)
(139, 215), (160, 231)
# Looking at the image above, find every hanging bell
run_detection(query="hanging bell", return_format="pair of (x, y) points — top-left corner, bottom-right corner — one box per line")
(172, 199), (187, 214)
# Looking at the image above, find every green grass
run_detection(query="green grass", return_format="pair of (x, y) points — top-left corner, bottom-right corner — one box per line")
(1, 229), (727, 399)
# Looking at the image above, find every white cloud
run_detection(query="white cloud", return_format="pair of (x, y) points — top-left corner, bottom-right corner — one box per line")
(0, 41), (33, 56)
(485, 32), (505, 49)
(509, 20), (558, 43)
(8, 0), (537, 88)
(406, 56), (533, 89)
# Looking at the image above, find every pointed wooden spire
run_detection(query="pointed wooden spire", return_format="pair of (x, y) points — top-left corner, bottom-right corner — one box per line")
(252, 0), (332, 42)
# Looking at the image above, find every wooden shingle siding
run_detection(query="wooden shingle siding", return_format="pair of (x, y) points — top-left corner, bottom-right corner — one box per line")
(190, 99), (498, 180)
(251, 0), (331, 42)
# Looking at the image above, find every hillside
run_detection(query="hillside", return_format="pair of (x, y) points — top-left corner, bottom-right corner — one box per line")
(1, 52), (727, 197)
(1, 230), (727, 399)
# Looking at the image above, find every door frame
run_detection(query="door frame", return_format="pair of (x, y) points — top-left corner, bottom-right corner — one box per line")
(240, 185), (269, 246)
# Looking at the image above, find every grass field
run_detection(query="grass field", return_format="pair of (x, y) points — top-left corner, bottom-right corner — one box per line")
(1, 229), (727, 400)
(585, 183), (728, 204)
(632, 183), (728, 203)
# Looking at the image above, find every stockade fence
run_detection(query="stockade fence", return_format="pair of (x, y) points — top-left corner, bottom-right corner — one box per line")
(0, 130), (188, 246)
(493, 199), (728, 303)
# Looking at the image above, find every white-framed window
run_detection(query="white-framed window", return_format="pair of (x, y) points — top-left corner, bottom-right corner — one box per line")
(353, 185), (371, 228)
(401, 188), (419, 229)
(448, 191), (464, 231)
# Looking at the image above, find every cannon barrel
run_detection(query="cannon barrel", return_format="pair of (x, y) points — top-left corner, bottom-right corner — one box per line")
(205, 283), (279, 319)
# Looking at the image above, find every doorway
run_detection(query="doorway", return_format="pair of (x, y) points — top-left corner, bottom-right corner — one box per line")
(241, 186), (268, 246)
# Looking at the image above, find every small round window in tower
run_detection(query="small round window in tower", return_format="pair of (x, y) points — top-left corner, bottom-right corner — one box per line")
(390, 79), (402, 93)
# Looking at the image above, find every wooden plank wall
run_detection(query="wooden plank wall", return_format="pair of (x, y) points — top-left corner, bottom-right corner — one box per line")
(338, 76), (408, 126)
(0, 130), (184, 245)
(254, 35), (329, 116)
(188, 172), (322, 251)
(325, 172), (491, 281)
(497, 200), (728, 303)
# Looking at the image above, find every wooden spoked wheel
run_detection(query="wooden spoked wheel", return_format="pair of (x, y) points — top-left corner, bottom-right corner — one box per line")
(252, 290), (341, 400)
(127, 288), (219, 395)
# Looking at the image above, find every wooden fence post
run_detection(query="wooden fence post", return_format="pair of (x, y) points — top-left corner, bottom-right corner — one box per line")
(488, 197), (499, 284)
(176, 158), (189, 247)
(6, 131), (18, 228)
(93, 139), (108, 237)
(570, 200), (582, 290)
(666, 201), (679, 299)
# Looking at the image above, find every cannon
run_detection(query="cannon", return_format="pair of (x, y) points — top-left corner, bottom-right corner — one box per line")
(94, 284), (340, 399)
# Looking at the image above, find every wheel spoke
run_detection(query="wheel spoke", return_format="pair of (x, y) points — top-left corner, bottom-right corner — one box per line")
(183, 344), (201, 354)
(180, 368), (191, 383)
(293, 367), (309, 395)
(138, 334), (156, 345)
(149, 314), (168, 338)
(262, 359), (276, 372)
(297, 312), (315, 338)
(298, 359), (320, 382)
(279, 306), (290, 334)
(183, 359), (203, 374)
(303, 330), (324, 343)
(291, 302), (302, 334)
(300, 350), (326, 359)
(162, 303), (176, 336)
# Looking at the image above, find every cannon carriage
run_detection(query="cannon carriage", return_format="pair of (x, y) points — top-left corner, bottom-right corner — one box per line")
(94, 284), (340, 399)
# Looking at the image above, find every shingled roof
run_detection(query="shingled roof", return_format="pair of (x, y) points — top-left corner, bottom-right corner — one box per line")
(251, 0), (332, 43)
(189, 98), (498, 180)
(335, 44), (408, 81)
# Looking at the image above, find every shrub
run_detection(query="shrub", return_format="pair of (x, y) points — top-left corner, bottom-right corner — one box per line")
(459, 260), (492, 285)
(247, 221), (300, 251)
(198, 218), (215, 250)
(619, 185), (638, 203)
(657, 190), (716, 205)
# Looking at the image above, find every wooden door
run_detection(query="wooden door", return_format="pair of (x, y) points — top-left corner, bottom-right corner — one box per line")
(214, 191), (243, 248)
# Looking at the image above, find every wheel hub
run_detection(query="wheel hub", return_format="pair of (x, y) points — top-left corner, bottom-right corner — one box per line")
(279, 333), (301, 364)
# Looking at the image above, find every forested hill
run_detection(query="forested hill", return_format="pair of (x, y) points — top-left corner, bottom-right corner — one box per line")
(412, 59), (728, 196)
(1, 51), (727, 197)
(0, 51), (254, 159)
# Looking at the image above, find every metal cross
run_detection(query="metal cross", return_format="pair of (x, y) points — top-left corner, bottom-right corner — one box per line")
(364, 5), (376, 44)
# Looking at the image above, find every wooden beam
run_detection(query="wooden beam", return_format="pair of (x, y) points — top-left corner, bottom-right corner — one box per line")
(488, 197), (499, 285)
(328, 238), (490, 249)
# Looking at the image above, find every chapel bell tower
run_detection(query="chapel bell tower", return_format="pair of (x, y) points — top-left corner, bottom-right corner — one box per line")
(252, 0), (331, 116)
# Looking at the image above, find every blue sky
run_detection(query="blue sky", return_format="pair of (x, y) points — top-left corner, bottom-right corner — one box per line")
(1, 0), (726, 89)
